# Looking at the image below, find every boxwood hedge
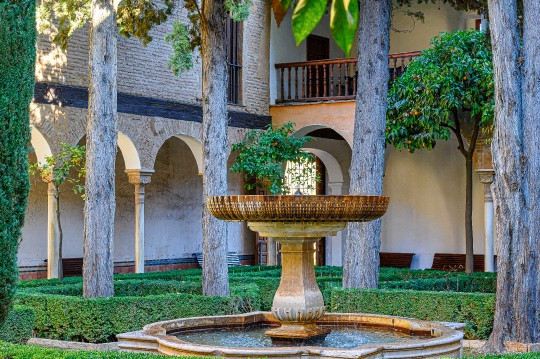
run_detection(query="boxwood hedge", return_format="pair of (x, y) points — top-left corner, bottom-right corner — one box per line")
(16, 283), (260, 343)
(0, 305), (35, 344)
(13, 266), (499, 343)
(330, 287), (496, 339)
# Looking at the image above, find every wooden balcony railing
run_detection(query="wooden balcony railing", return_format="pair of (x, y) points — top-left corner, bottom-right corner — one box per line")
(275, 51), (421, 104)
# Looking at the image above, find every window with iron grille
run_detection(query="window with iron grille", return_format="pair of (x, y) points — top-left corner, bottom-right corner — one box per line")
(226, 16), (242, 105)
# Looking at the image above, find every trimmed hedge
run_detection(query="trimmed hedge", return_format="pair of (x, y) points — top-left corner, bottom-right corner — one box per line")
(21, 280), (202, 297)
(0, 305), (35, 344)
(1, 342), (540, 359)
(330, 287), (495, 339)
(0, 342), (172, 358)
(0, 0), (36, 328)
(17, 284), (260, 343)
(380, 276), (496, 293)
(14, 267), (500, 343)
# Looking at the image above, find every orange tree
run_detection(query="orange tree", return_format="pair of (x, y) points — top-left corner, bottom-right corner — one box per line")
(386, 29), (494, 273)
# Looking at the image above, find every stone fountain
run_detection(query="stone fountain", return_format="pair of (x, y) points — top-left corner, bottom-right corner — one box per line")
(206, 195), (388, 341)
(118, 195), (465, 358)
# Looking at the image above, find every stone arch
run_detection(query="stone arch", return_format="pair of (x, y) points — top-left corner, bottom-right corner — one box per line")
(175, 134), (203, 175)
(118, 132), (142, 170)
(294, 124), (352, 148)
(30, 125), (52, 165)
(302, 148), (344, 184)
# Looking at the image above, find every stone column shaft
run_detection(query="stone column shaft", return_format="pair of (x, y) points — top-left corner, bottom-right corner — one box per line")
(134, 183), (145, 273)
(477, 169), (495, 272)
(267, 237), (277, 266)
(47, 182), (60, 279)
(126, 170), (153, 274)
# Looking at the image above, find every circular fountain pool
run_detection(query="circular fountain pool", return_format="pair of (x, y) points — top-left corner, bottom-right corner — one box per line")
(117, 312), (465, 358)
(174, 324), (428, 349)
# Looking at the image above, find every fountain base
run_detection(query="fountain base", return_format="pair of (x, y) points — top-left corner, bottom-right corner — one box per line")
(265, 323), (331, 341)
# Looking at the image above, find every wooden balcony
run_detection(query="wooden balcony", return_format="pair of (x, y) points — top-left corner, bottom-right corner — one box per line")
(274, 51), (421, 104)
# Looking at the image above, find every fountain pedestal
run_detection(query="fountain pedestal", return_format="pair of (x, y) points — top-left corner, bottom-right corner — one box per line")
(249, 222), (346, 340)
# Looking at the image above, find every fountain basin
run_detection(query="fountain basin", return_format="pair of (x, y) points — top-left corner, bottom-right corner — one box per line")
(207, 195), (390, 340)
(117, 312), (465, 358)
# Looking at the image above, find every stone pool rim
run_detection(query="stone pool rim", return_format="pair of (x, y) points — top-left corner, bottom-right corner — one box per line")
(117, 312), (465, 358)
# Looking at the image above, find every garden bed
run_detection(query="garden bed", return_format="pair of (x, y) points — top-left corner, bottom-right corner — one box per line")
(6, 266), (498, 344)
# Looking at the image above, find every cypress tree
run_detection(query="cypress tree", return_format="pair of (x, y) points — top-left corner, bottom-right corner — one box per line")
(0, 0), (36, 326)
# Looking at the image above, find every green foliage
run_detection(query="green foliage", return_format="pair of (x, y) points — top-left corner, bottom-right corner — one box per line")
(36, 0), (90, 49)
(225, 0), (253, 22)
(117, 0), (174, 46)
(29, 143), (86, 198)
(380, 276), (496, 293)
(37, 0), (174, 49)
(165, 21), (194, 77)
(330, 0), (358, 56)
(0, 342), (173, 358)
(0, 305), (35, 344)
(292, 0), (328, 46)
(330, 287), (496, 339)
(0, 0), (35, 329)
(386, 30), (494, 153)
(230, 122), (319, 194)
(17, 287), (259, 343)
(167, 0), (252, 77)
(279, 0), (358, 56)
(20, 279), (202, 297)
(13, 267), (500, 343)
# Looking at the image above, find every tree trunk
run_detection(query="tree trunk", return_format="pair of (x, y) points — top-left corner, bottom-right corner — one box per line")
(200, 0), (230, 296)
(56, 190), (63, 280)
(464, 154), (474, 274)
(482, 0), (540, 352)
(343, 0), (391, 289)
(83, 0), (117, 298)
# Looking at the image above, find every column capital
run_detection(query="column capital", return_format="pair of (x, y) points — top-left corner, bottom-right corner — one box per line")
(126, 169), (154, 185)
(476, 169), (494, 185)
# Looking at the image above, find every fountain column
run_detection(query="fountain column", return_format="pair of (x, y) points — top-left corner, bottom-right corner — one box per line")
(476, 169), (495, 272)
(126, 170), (154, 273)
(248, 221), (346, 340)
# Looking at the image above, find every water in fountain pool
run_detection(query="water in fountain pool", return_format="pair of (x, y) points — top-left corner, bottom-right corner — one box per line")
(174, 325), (429, 349)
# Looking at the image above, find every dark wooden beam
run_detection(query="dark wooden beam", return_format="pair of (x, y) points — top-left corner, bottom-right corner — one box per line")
(33, 82), (271, 130)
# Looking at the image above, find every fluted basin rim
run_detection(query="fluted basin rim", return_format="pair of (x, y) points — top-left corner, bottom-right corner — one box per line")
(206, 195), (389, 222)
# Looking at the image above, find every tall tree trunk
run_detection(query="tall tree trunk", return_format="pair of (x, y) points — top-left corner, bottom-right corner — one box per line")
(464, 154), (474, 274)
(482, 0), (540, 352)
(83, 0), (117, 298)
(343, 0), (391, 289)
(200, 0), (230, 296)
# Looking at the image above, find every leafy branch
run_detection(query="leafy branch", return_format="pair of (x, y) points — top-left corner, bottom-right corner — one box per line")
(230, 121), (320, 195)
(166, 0), (253, 77)
(29, 143), (86, 280)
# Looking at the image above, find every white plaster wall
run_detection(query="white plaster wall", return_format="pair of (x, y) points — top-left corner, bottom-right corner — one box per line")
(387, 3), (462, 54)
(227, 152), (255, 256)
(381, 133), (486, 269)
(269, 11), (346, 104)
(143, 137), (203, 259)
(20, 152), (50, 267)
